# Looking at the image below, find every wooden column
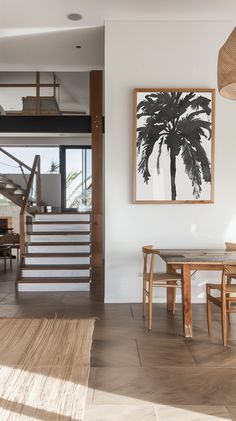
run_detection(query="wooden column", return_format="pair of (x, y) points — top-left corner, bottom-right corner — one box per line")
(36, 72), (40, 115)
(90, 71), (104, 301)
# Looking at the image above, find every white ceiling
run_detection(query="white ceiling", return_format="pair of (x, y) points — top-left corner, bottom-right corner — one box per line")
(0, 0), (236, 31)
(0, 0), (235, 71)
(0, 26), (104, 71)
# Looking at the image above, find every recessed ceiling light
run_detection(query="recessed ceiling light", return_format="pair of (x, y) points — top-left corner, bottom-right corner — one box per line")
(67, 13), (82, 21)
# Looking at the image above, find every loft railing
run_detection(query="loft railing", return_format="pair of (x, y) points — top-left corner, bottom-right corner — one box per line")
(19, 155), (41, 256)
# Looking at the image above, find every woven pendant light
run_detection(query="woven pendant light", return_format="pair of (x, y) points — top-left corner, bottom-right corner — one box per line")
(218, 27), (236, 99)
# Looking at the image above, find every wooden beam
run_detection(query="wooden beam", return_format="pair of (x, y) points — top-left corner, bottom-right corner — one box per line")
(53, 73), (57, 98)
(36, 72), (40, 115)
(0, 116), (92, 133)
(90, 70), (104, 301)
(0, 83), (59, 88)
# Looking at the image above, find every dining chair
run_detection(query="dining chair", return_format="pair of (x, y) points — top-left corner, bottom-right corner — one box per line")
(142, 245), (182, 330)
(224, 241), (236, 293)
(225, 242), (236, 251)
(206, 264), (236, 346)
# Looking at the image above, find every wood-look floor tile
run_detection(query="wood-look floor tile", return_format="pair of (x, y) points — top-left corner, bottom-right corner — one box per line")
(156, 405), (231, 420)
(0, 292), (64, 306)
(60, 292), (97, 306)
(0, 283), (16, 293)
(95, 304), (133, 321)
(185, 338), (236, 367)
(192, 320), (236, 342)
(137, 338), (195, 367)
(60, 304), (133, 321)
(91, 338), (140, 367)
(0, 305), (18, 317)
(131, 303), (182, 321)
(92, 367), (236, 406)
(2, 267), (236, 420)
(93, 319), (180, 342)
(227, 407), (236, 421)
(58, 305), (100, 319)
(0, 294), (8, 303)
(15, 305), (64, 319)
(84, 404), (157, 420)
(85, 387), (95, 406)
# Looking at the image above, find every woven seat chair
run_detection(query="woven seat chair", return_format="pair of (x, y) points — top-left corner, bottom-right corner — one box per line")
(225, 242), (236, 282)
(225, 242), (236, 251)
(206, 263), (236, 346)
(142, 246), (182, 330)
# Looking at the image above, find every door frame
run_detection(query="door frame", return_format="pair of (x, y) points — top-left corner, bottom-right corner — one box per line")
(60, 145), (91, 212)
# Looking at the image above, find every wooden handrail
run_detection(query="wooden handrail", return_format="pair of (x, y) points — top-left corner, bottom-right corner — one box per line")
(20, 155), (41, 256)
(0, 83), (59, 88)
(0, 147), (32, 172)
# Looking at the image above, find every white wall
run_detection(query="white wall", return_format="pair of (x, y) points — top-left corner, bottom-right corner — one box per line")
(6, 174), (61, 208)
(105, 21), (236, 303)
(0, 204), (20, 232)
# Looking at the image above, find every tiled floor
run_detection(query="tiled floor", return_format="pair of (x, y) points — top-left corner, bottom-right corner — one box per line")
(1, 261), (236, 420)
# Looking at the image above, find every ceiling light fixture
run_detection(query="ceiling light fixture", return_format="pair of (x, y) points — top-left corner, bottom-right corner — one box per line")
(218, 27), (236, 99)
(67, 13), (82, 21)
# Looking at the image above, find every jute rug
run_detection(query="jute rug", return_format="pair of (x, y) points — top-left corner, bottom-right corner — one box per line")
(0, 318), (95, 421)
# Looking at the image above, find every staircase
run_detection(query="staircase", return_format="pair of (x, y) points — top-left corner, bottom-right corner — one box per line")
(0, 148), (92, 292)
(0, 175), (26, 207)
(18, 212), (91, 291)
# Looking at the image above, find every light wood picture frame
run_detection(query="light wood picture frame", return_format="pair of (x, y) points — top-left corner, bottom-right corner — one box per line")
(133, 88), (215, 204)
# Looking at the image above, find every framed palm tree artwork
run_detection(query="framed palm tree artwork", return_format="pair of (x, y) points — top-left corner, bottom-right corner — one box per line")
(133, 88), (215, 204)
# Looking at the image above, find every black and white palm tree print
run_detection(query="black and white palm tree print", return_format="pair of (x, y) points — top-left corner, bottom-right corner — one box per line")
(136, 91), (212, 200)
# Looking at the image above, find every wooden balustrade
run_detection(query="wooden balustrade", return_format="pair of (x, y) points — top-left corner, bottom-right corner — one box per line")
(19, 155), (41, 256)
(0, 147), (41, 258)
(0, 147), (32, 172)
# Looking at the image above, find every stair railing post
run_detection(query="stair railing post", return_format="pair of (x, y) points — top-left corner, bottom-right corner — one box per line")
(19, 156), (39, 261)
(19, 213), (25, 256)
(36, 156), (41, 212)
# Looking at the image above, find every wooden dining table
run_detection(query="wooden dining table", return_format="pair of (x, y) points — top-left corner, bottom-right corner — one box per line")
(159, 249), (236, 338)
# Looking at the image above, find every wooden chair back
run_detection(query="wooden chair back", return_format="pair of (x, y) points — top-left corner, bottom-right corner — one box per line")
(221, 264), (236, 301)
(0, 233), (20, 245)
(222, 264), (236, 286)
(225, 242), (236, 251)
(142, 246), (160, 281)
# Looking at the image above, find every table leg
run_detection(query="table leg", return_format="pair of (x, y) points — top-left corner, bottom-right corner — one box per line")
(10, 249), (13, 271)
(3, 250), (6, 273)
(167, 264), (176, 313)
(182, 264), (192, 338)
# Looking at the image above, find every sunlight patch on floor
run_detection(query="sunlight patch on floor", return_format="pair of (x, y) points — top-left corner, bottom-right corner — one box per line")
(0, 365), (86, 420)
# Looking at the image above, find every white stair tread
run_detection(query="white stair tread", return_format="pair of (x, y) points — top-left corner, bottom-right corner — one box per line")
(23, 264), (90, 269)
(30, 231), (90, 235)
(18, 277), (91, 283)
(25, 253), (91, 257)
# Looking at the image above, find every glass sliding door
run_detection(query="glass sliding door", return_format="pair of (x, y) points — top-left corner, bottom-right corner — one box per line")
(60, 146), (92, 211)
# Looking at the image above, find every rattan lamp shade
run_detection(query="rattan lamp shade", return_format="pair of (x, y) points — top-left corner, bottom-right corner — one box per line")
(218, 27), (236, 99)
